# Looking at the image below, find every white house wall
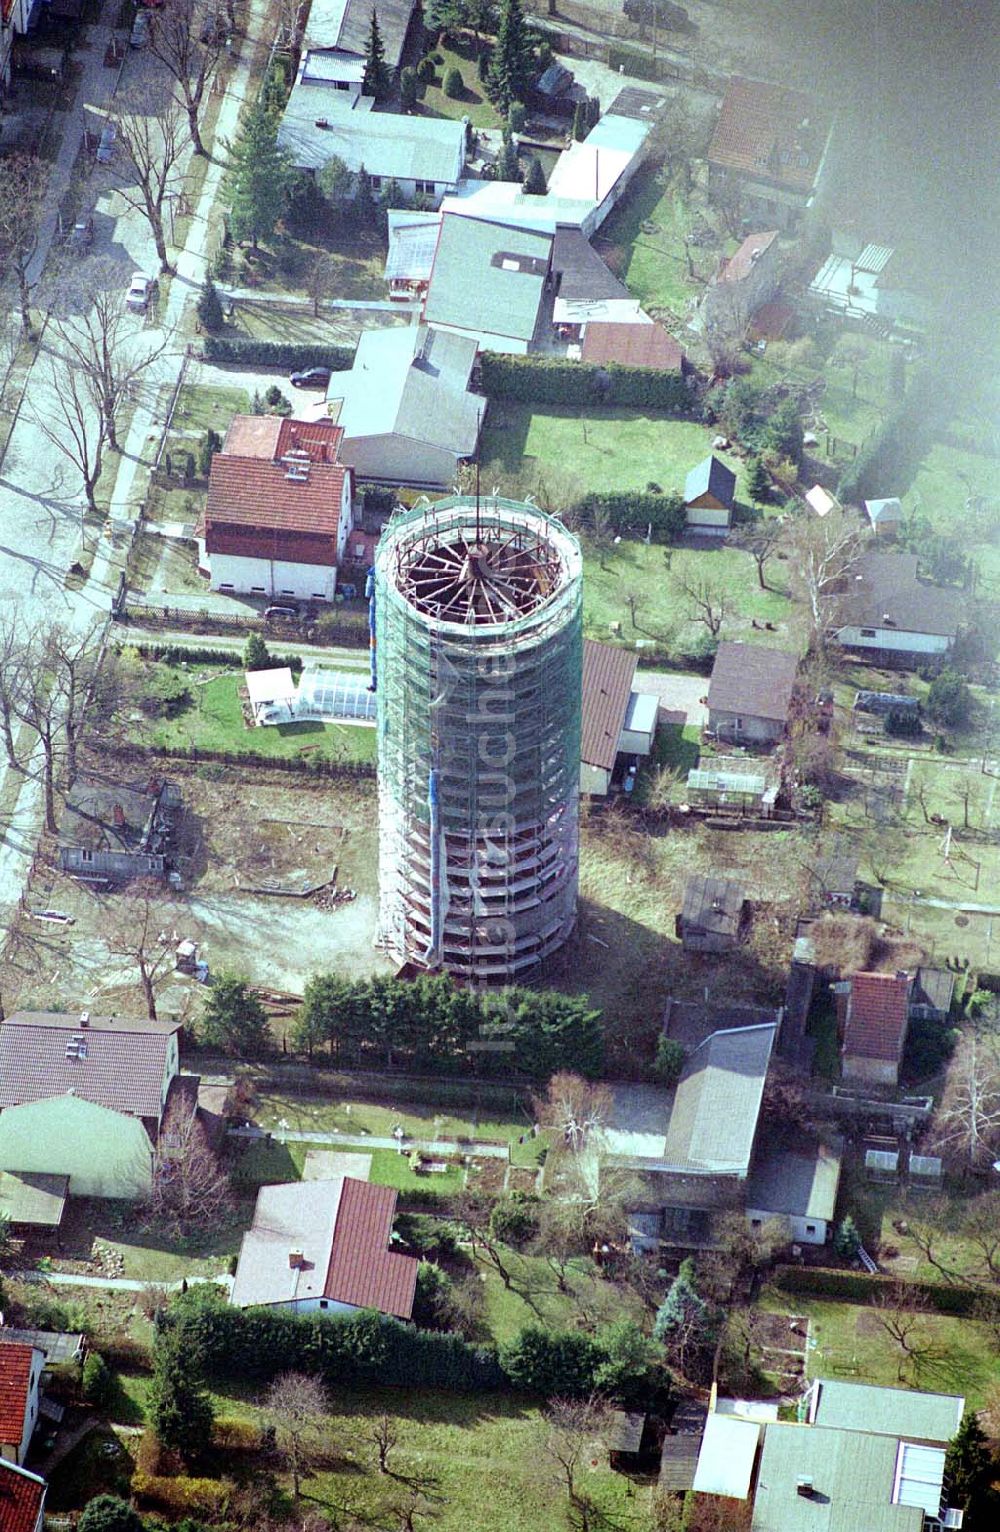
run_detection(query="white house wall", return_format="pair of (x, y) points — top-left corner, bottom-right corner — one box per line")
(338, 432), (462, 487)
(161, 1033), (179, 1112)
(835, 624), (950, 655)
(686, 506), (730, 532)
(209, 552), (339, 602)
(746, 1207), (828, 1246)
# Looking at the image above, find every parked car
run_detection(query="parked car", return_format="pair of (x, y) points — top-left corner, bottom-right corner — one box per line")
(126, 274), (157, 312)
(289, 367), (333, 390)
(69, 215), (94, 250)
(130, 10), (150, 45)
(264, 605), (300, 622)
(96, 122), (116, 164)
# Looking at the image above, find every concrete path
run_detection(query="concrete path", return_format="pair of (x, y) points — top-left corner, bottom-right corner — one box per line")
(223, 290), (418, 312)
(11, 1269), (231, 1292)
(229, 1125), (512, 1159)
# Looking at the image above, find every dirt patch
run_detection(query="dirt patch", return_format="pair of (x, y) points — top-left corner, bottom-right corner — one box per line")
(754, 1312), (808, 1351)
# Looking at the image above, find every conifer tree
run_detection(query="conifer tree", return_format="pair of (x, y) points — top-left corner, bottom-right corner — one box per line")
(523, 155), (546, 195)
(486, 0), (534, 116)
(363, 6), (391, 100)
(196, 275), (224, 332)
(225, 100), (293, 248)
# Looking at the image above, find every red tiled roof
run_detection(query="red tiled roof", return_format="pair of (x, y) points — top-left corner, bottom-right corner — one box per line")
(0, 1012), (178, 1120)
(0, 1461), (45, 1532)
(581, 321), (684, 372)
(716, 230), (778, 285)
(324, 1178), (417, 1320)
(204, 443), (349, 559)
(844, 972), (911, 1062)
(0, 1345), (36, 1447)
(709, 78), (831, 194)
(222, 416), (345, 461)
(581, 639), (637, 772)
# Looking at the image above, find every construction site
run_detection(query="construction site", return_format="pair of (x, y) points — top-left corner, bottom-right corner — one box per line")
(372, 496), (583, 983)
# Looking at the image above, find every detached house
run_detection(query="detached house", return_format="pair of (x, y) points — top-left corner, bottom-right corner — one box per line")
(684, 455), (736, 535)
(702, 229), (780, 337)
(0, 1012), (184, 1199)
(832, 551), (963, 661)
(231, 1175), (418, 1320)
(707, 76), (833, 230)
(278, 92), (465, 206)
(0, 1343), (44, 1466)
(199, 416), (353, 603)
(706, 642), (798, 746)
(302, 0), (417, 96)
(58, 775), (181, 883)
(423, 214), (555, 355)
(838, 971), (912, 1086)
(0, 1460), (46, 1532)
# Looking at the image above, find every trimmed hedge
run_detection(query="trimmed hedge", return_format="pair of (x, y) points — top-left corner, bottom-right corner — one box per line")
(479, 352), (690, 411)
(201, 336), (354, 371)
(113, 740), (375, 778)
(775, 1264), (985, 1317)
(165, 1297), (505, 1393)
(131, 1473), (230, 1517)
(607, 43), (665, 82)
(131, 642), (303, 673)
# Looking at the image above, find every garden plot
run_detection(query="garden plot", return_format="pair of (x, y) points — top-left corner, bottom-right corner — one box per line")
(752, 1310), (810, 1392)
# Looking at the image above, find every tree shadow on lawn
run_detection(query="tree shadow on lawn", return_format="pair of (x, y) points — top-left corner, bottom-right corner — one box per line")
(481, 407), (532, 472)
(300, 1385), (538, 1429)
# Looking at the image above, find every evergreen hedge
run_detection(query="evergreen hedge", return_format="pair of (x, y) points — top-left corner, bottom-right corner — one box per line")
(479, 351), (690, 411)
(201, 337), (355, 370)
(775, 1264), (984, 1316)
(606, 44), (664, 82)
(574, 489), (686, 542)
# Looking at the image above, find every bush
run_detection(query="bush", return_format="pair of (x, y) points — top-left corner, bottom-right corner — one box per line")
(196, 276), (224, 333)
(927, 669), (972, 729)
(211, 1418), (264, 1453)
(141, 668), (193, 719)
(243, 633), (271, 671)
(443, 65), (463, 98)
(201, 336), (353, 370)
(654, 1035), (686, 1085)
(78, 1497), (144, 1532)
(774, 1265), (985, 1316)
(417, 56), (437, 82)
(499, 1326), (602, 1397)
(607, 43), (665, 81)
(833, 1214), (861, 1259)
(198, 428), (222, 478)
(395, 1212), (462, 1261)
(479, 351), (690, 411)
(508, 102), (526, 133)
(575, 490), (687, 544)
(81, 1352), (113, 1407)
(131, 1474), (231, 1518)
(412, 1261), (453, 1329)
(399, 65), (418, 110)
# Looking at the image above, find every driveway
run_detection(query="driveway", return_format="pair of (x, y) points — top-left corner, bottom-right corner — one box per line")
(636, 668), (709, 728)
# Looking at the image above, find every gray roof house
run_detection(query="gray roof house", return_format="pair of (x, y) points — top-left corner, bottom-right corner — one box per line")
(304, 0), (416, 71)
(58, 776), (180, 882)
(278, 93), (465, 204)
(683, 454), (737, 534)
(325, 324), (482, 487)
(423, 214), (554, 354)
(676, 875), (746, 953)
(832, 551), (964, 660)
(806, 1380), (964, 1442)
(909, 966), (956, 1022)
(706, 641), (799, 745)
(745, 1135), (842, 1245)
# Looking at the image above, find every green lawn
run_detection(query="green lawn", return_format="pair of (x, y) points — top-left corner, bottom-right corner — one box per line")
(229, 1136), (467, 1197)
(902, 439), (1000, 594)
(172, 384), (249, 436)
(481, 404), (745, 500)
(413, 36), (503, 129)
(477, 1251), (647, 1344)
(135, 660), (377, 763)
(594, 166), (701, 316)
(747, 327), (892, 458)
(582, 538), (796, 650)
(253, 1090), (533, 1144)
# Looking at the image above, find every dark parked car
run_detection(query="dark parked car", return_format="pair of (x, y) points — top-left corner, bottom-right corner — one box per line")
(289, 367), (333, 390)
(264, 605), (300, 621)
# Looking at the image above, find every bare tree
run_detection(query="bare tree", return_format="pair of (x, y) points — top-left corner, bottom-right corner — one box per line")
(49, 271), (169, 452)
(147, 1107), (232, 1236)
(895, 1199), (959, 1285)
(869, 1282), (933, 1382)
(113, 94), (187, 274)
(101, 878), (177, 1019)
(532, 1199), (587, 1293)
(676, 570), (732, 637)
(961, 1194), (1000, 1285)
(149, 0), (226, 156)
(263, 1372), (329, 1500)
(368, 1412), (399, 1474)
(306, 253), (336, 318)
(30, 358), (104, 516)
(0, 608), (27, 769)
(0, 152), (47, 335)
(731, 517), (785, 591)
(541, 1396), (613, 1532)
(934, 1032), (1000, 1170)
(790, 507), (863, 642)
(453, 1189), (514, 1288)
(274, 0), (307, 48)
(533, 1073), (613, 1155)
(10, 621), (105, 831)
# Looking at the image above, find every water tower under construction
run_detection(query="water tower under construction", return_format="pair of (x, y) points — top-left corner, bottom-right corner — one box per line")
(371, 495), (583, 982)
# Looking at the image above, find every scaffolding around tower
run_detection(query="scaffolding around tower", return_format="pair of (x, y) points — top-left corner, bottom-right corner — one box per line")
(374, 495), (583, 983)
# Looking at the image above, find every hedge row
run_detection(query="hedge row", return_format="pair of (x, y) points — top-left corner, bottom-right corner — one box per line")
(132, 1472), (230, 1517)
(131, 643), (303, 672)
(574, 489), (687, 542)
(478, 352), (690, 411)
(167, 1297), (506, 1393)
(114, 741), (376, 778)
(202, 336), (355, 371)
(606, 43), (664, 82)
(775, 1264), (985, 1316)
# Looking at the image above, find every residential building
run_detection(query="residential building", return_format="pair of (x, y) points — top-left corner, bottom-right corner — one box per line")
(683, 455), (736, 534)
(0, 1343), (43, 1466)
(423, 214), (555, 354)
(58, 776), (181, 883)
(909, 966), (956, 1023)
(832, 551), (963, 660)
(324, 324), (482, 487)
(676, 875), (746, 953)
(545, 110), (652, 236)
(838, 970), (912, 1086)
(580, 639), (658, 796)
(706, 641), (799, 745)
(384, 210), (441, 300)
(702, 229), (780, 337)
(807, 239), (928, 330)
(231, 1175), (418, 1320)
(744, 1136), (842, 1245)
(806, 1379), (964, 1441)
(0, 1011), (183, 1199)
(303, 0), (416, 85)
(865, 496), (903, 538)
(0, 1173), (68, 1235)
(278, 92), (465, 205)
(551, 227), (652, 342)
(199, 416), (353, 602)
(707, 77), (833, 230)
(0, 1458), (46, 1532)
